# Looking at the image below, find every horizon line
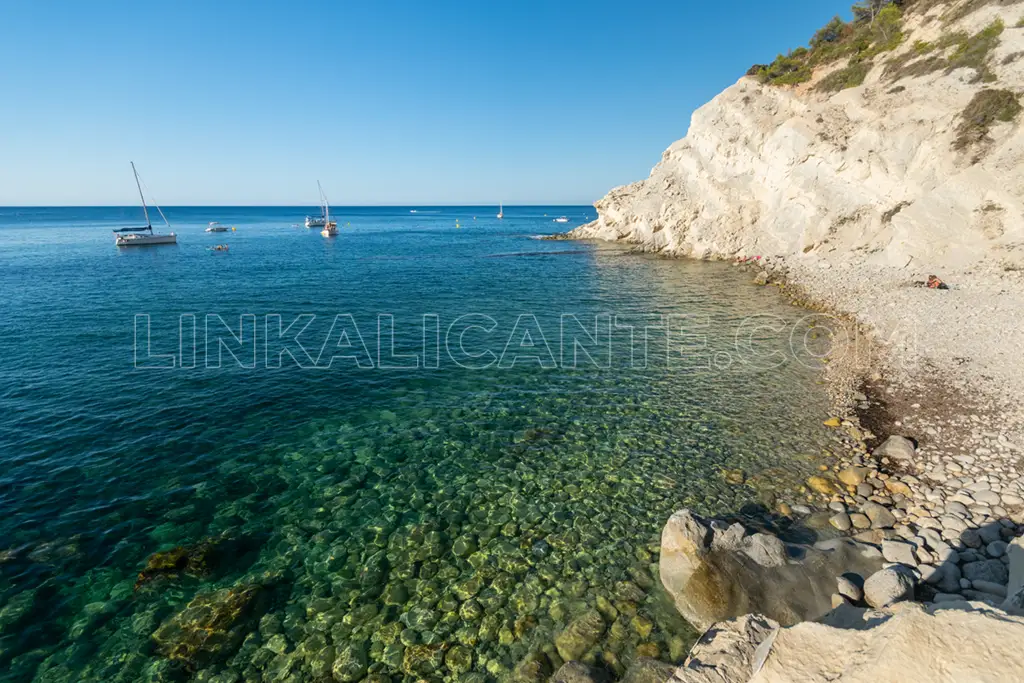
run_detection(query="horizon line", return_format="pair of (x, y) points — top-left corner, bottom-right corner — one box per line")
(0, 203), (596, 209)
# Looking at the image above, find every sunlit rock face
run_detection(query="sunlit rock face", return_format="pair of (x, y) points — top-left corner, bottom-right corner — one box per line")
(571, 2), (1024, 273)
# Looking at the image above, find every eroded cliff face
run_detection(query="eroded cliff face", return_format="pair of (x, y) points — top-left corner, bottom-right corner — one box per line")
(571, 1), (1024, 272)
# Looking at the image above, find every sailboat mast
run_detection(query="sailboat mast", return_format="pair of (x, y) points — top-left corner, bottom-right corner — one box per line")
(131, 162), (152, 228)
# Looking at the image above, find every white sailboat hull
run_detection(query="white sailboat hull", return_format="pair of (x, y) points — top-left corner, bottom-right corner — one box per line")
(115, 232), (177, 246)
(115, 164), (176, 246)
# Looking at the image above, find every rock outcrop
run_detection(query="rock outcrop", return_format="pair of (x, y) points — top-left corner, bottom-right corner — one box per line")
(568, 1), (1024, 272)
(672, 601), (1024, 683)
(659, 509), (883, 630)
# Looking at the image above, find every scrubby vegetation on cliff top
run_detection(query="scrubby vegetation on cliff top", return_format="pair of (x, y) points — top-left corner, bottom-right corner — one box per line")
(752, 0), (1013, 91)
(751, 1), (907, 87)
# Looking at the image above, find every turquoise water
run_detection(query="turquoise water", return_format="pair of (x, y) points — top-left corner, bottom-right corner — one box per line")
(0, 206), (834, 683)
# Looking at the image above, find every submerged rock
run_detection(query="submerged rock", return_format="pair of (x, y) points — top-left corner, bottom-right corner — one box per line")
(551, 661), (603, 683)
(620, 657), (677, 683)
(134, 536), (230, 590)
(659, 509), (883, 630)
(151, 583), (267, 669)
(805, 476), (836, 495)
(401, 643), (446, 675)
(511, 650), (553, 683)
(554, 609), (606, 661)
(332, 642), (368, 682)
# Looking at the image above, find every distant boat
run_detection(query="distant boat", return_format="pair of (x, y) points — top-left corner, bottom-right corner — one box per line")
(306, 181), (329, 228)
(554, 216), (569, 223)
(206, 222), (229, 233)
(207, 244), (229, 253)
(497, 203), (504, 219)
(113, 163), (176, 246)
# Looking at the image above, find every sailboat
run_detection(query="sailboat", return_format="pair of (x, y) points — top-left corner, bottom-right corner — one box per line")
(113, 163), (177, 246)
(320, 183), (338, 237)
(305, 181), (329, 228)
(497, 202), (504, 219)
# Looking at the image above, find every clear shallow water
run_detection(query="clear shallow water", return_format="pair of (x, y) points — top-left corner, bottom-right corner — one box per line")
(0, 206), (834, 683)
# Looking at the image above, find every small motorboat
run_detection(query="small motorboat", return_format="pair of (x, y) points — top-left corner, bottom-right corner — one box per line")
(554, 216), (569, 223)
(207, 244), (230, 252)
(206, 222), (229, 232)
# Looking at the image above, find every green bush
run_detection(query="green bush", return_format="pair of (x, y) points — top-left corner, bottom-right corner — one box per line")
(757, 52), (813, 85)
(817, 61), (873, 91)
(954, 88), (1022, 150)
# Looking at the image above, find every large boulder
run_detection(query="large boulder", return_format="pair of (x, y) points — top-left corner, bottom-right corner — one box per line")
(659, 510), (883, 630)
(675, 601), (1024, 683)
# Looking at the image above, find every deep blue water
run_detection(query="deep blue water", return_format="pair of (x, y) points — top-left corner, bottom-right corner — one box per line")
(0, 206), (835, 683)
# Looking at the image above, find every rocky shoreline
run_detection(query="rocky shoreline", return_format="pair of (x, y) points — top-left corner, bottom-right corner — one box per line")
(542, 0), (1024, 677)
(740, 258), (1024, 609)
(542, 230), (1024, 680)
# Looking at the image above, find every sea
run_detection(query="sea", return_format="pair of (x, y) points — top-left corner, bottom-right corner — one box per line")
(0, 206), (838, 682)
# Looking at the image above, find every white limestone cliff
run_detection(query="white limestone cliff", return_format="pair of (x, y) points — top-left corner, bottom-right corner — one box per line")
(570, 1), (1024, 272)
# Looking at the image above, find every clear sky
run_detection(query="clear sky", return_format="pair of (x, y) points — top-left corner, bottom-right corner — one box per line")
(0, 0), (851, 206)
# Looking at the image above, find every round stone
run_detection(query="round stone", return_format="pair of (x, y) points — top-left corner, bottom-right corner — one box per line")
(863, 567), (915, 608)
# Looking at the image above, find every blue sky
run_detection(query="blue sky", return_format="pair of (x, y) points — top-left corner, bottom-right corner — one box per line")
(0, 0), (851, 205)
